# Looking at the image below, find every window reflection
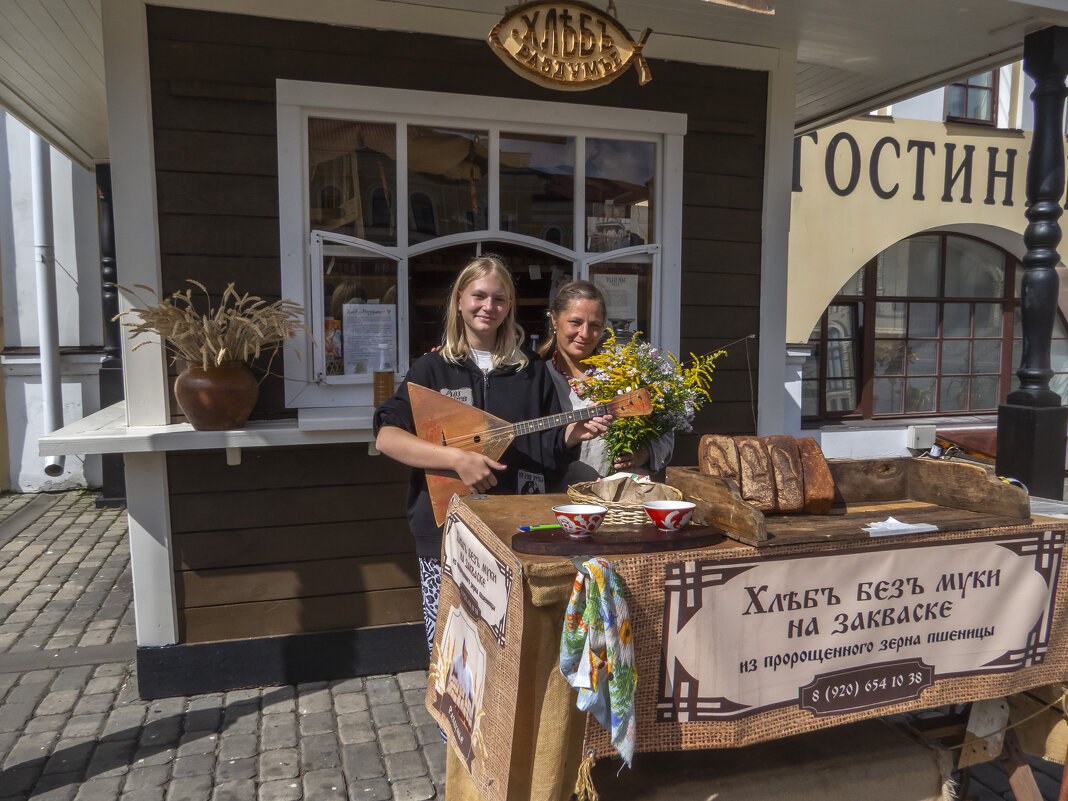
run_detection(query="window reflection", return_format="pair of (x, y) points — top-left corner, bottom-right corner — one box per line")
(586, 138), (655, 252)
(589, 260), (652, 343)
(500, 133), (575, 245)
(321, 251), (398, 376)
(408, 125), (488, 244)
(309, 118), (397, 246)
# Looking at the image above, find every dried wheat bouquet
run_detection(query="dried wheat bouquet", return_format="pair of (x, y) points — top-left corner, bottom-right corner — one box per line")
(116, 280), (308, 370)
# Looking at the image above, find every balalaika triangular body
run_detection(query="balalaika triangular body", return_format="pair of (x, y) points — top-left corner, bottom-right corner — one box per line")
(407, 382), (652, 525)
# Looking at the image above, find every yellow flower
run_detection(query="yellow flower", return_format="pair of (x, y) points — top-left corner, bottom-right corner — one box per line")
(619, 619), (632, 644)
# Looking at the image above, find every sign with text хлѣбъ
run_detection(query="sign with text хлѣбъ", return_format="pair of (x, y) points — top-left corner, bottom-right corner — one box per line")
(659, 530), (1063, 721)
(487, 1), (651, 91)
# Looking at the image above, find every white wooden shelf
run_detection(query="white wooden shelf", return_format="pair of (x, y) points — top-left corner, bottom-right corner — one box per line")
(39, 402), (375, 457)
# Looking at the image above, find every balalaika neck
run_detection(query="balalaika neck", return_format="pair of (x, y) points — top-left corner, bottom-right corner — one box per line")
(511, 402), (609, 437)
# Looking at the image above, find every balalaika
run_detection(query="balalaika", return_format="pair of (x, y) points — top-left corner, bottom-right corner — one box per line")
(408, 382), (652, 525)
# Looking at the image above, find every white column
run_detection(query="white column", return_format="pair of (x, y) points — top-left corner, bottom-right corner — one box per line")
(124, 451), (178, 646)
(102, 0), (168, 428)
(783, 344), (812, 438)
(757, 47), (796, 436)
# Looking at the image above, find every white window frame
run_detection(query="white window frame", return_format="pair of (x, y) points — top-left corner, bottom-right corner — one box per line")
(277, 80), (686, 413)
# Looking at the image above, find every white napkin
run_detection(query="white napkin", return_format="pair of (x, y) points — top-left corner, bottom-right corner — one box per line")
(863, 516), (939, 537)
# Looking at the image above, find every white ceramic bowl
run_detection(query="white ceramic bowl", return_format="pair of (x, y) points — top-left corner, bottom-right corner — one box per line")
(643, 500), (696, 532)
(552, 504), (608, 538)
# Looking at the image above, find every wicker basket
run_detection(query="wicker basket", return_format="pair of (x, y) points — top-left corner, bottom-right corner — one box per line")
(567, 478), (683, 526)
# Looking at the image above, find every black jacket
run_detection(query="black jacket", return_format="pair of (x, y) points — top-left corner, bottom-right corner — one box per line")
(373, 351), (576, 558)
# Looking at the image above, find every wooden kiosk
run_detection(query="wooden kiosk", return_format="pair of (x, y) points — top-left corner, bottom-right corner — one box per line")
(425, 452), (1068, 801)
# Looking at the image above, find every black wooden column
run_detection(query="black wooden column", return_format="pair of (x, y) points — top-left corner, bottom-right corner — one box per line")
(96, 164), (126, 507)
(996, 26), (1068, 500)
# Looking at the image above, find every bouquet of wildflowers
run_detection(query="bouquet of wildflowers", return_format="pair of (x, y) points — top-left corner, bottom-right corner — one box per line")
(579, 331), (725, 464)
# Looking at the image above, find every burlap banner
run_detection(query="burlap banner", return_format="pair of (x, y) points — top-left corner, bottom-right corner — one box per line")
(426, 500), (525, 801)
(585, 524), (1068, 753)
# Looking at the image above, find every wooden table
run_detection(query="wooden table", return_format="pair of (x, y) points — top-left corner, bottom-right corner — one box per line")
(435, 493), (1068, 801)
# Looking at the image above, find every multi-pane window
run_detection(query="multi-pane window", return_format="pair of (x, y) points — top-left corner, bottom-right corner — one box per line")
(945, 71), (997, 125)
(278, 83), (686, 412)
(803, 232), (1068, 420)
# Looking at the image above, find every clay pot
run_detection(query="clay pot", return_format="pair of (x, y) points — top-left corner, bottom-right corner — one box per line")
(174, 361), (258, 431)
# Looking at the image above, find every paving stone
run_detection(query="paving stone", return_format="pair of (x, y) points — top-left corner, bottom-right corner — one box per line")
(25, 713), (69, 734)
(259, 747), (299, 781)
(299, 732), (339, 771)
(371, 702), (409, 727)
(3, 730), (58, 770)
(221, 704), (259, 735)
(224, 689), (260, 706)
(63, 713), (106, 739)
(260, 714), (297, 751)
(28, 770), (80, 801)
(424, 741), (446, 784)
(337, 710), (375, 745)
(257, 779), (302, 801)
(212, 779), (256, 801)
(176, 732), (217, 757)
(139, 718), (182, 749)
(86, 738), (136, 778)
(298, 710), (334, 736)
(0, 764), (41, 794)
(171, 753), (214, 778)
(41, 737), (95, 775)
(124, 764), (172, 790)
(330, 677), (364, 693)
(5, 681), (50, 706)
(333, 691), (368, 714)
(132, 745), (176, 768)
(391, 776), (437, 801)
(84, 675), (122, 695)
(386, 749), (429, 781)
(397, 671), (428, 691)
(302, 768), (347, 801)
(348, 777), (393, 801)
(51, 665), (94, 691)
(218, 733), (258, 761)
(74, 693), (116, 716)
(260, 687), (295, 715)
(0, 701), (35, 732)
(184, 696), (222, 732)
(121, 787), (166, 801)
(102, 706), (146, 741)
(215, 756), (257, 782)
(74, 775), (124, 801)
(379, 723), (418, 755)
(408, 702), (434, 728)
(341, 741), (385, 779)
(297, 688), (332, 714)
(164, 776), (212, 801)
(364, 677), (401, 706)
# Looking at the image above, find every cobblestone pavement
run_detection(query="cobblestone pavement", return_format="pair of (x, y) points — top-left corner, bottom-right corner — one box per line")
(0, 490), (1064, 800)
(0, 492), (446, 801)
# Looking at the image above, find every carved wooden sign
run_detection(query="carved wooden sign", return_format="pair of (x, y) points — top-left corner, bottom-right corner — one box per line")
(487, 1), (651, 91)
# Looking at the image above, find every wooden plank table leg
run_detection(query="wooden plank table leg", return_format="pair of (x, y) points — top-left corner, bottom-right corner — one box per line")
(1000, 729), (1043, 801)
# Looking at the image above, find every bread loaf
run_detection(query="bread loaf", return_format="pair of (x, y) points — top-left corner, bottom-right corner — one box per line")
(796, 437), (835, 514)
(764, 436), (804, 513)
(699, 435), (741, 483)
(734, 436), (776, 512)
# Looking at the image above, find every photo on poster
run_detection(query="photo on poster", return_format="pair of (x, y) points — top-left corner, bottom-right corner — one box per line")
(430, 605), (488, 767)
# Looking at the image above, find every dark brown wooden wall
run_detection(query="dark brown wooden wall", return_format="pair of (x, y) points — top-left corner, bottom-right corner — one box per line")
(147, 6), (765, 643)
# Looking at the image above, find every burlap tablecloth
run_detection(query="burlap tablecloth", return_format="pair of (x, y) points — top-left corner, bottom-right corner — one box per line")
(441, 496), (1068, 801)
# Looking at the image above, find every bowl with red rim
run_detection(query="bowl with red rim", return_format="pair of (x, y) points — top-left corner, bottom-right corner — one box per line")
(643, 500), (696, 532)
(552, 504), (608, 538)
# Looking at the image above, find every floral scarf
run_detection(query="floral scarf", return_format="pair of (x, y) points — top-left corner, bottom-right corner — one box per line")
(559, 556), (636, 767)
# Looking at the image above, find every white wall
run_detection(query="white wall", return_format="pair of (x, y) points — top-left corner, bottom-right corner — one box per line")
(0, 110), (103, 491)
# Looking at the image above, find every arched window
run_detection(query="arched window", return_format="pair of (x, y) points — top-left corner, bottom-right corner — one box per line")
(802, 232), (1068, 419)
